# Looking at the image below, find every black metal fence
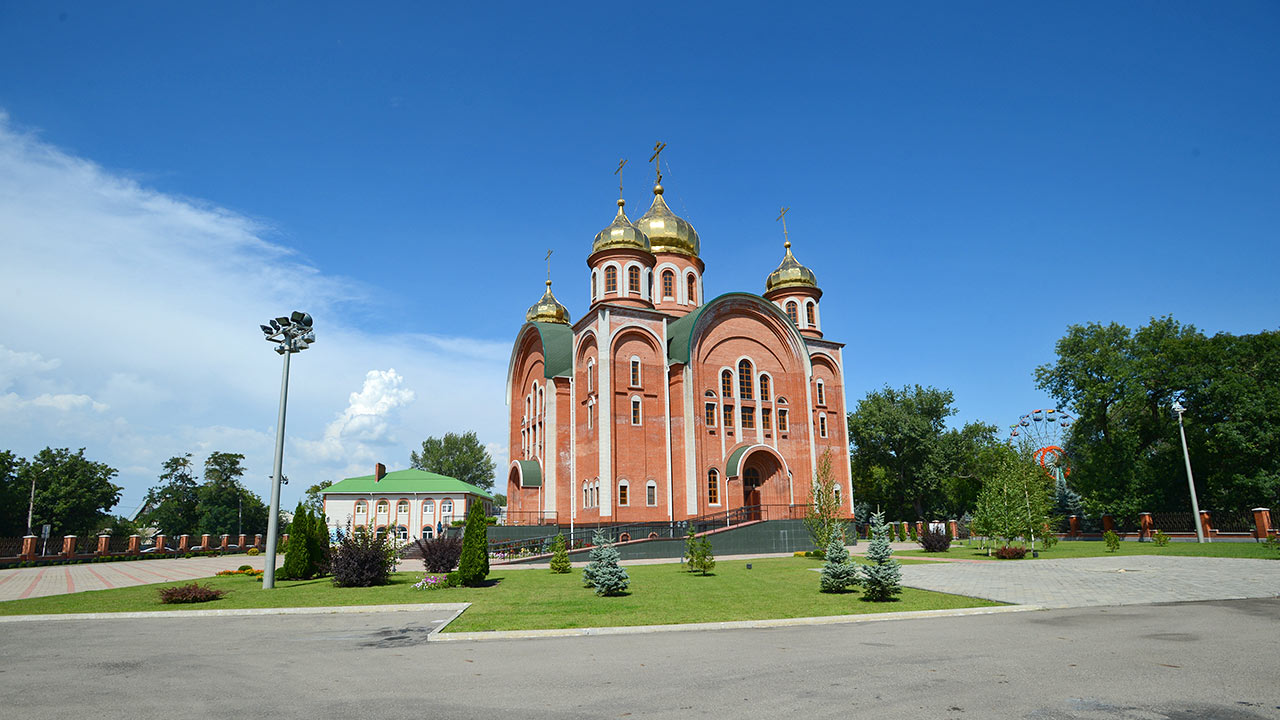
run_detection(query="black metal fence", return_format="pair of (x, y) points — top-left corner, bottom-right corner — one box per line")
(1211, 511), (1256, 534)
(109, 534), (132, 553)
(0, 537), (23, 557)
(1150, 512), (1196, 533)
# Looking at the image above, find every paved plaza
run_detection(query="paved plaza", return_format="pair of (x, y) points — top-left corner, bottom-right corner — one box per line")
(900, 555), (1280, 608)
(0, 555), (270, 601)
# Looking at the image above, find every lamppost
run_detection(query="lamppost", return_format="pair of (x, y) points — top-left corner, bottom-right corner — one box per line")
(260, 311), (316, 588)
(1172, 399), (1206, 544)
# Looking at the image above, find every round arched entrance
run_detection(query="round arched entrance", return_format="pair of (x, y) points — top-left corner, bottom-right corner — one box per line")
(727, 444), (789, 520)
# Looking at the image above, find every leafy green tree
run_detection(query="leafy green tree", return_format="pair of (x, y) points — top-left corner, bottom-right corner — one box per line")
(847, 386), (997, 519)
(139, 454), (200, 536)
(492, 493), (507, 507)
(303, 480), (332, 514)
(549, 533), (571, 573)
(971, 444), (1054, 549)
(819, 536), (858, 593)
(804, 450), (846, 553)
(859, 511), (902, 601)
(410, 431), (496, 490)
(194, 452), (270, 536)
(456, 500), (489, 586)
(20, 447), (121, 537)
(0, 450), (27, 536)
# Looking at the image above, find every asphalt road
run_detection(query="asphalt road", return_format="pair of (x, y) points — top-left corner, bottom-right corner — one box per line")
(3, 599), (1277, 719)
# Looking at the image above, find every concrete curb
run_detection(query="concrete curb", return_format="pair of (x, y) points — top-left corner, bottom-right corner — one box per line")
(429, 603), (1042, 642)
(0, 602), (470, 623)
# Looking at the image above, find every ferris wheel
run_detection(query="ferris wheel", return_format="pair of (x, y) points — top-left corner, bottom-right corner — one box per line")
(1010, 408), (1074, 482)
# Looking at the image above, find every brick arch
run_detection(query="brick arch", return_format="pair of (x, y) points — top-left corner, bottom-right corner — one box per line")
(727, 443), (791, 513)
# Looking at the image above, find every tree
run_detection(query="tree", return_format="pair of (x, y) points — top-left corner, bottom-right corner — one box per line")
(410, 431), (496, 490)
(0, 450), (27, 536)
(805, 450), (846, 553)
(584, 530), (629, 596)
(819, 536), (858, 593)
(303, 480), (332, 514)
(549, 533), (571, 573)
(971, 444), (1054, 549)
(859, 511), (902, 601)
(280, 502), (317, 580)
(138, 454), (200, 536)
(456, 499), (489, 586)
(20, 448), (121, 537)
(847, 385), (998, 519)
(194, 452), (269, 536)
(492, 493), (507, 508)
(683, 525), (715, 575)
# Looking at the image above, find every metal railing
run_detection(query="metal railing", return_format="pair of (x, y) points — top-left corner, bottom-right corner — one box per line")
(1150, 512), (1196, 533)
(502, 510), (559, 526)
(0, 537), (23, 557)
(1210, 511), (1255, 534)
(109, 535), (133, 553)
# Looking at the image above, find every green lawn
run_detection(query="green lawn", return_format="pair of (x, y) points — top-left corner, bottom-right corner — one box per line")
(0, 557), (997, 630)
(898, 539), (1280, 561)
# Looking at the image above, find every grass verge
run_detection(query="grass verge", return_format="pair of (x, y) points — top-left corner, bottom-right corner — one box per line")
(0, 557), (997, 630)
(899, 539), (1280, 561)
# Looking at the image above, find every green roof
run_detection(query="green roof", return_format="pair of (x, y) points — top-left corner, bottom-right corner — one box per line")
(512, 460), (542, 488)
(726, 444), (752, 478)
(530, 322), (573, 378)
(668, 292), (801, 365)
(325, 469), (494, 499)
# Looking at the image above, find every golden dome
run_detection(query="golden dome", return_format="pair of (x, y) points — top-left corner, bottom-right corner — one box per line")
(592, 199), (651, 254)
(526, 280), (571, 325)
(765, 241), (818, 292)
(634, 184), (700, 257)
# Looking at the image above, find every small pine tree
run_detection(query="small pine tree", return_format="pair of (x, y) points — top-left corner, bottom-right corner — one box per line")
(819, 536), (858, 593)
(860, 511), (902, 601)
(281, 501), (316, 580)
(1103, 529), (1120, 552)
(549, 533), (571, 573)
(583, 530), (608, 587)
(686, 535), (715, 576)
(456, 500), (490, 587)
(584, 530), (629, 596)
(908, 523), (918, 542)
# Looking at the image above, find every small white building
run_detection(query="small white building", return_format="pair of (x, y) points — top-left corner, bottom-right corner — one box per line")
(322, 465), (495, 541)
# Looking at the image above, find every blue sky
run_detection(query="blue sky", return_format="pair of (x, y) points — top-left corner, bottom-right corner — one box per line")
(1, 2), (1277, 516)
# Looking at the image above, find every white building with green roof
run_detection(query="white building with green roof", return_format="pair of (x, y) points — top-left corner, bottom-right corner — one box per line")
(321, 466), (495, 541)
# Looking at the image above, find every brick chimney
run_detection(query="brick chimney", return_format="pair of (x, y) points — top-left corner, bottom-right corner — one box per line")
(374, 463), (386, 482)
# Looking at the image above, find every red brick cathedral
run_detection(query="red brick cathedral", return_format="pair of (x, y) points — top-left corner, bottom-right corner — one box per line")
(505, 173), (852, 526)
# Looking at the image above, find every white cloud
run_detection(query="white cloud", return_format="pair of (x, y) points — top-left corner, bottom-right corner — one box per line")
(0, 111), (510, 509)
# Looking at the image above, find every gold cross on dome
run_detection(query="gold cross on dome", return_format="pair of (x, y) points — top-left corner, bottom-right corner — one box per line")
(545, 249), (553, 284)
(649, 142), (666, 183)
(777, 206), (790, 244)
(614, 158), (627, 197)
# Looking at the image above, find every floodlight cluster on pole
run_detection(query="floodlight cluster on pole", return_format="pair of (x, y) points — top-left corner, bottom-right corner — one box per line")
(1172, 399), (1206, 544)
(260, 311), (316, 588)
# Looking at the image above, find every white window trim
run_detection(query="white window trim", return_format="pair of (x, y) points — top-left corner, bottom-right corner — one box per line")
(617, 479), (630, 506)
(816, 379), (826, 406)
(645, 480), (658, 507)
(707, 468), (721, 506)
(630, 395), (642, 425)
(629, 355), (642, 388)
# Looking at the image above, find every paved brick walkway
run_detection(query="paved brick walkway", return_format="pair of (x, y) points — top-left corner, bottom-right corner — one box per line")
(0, 556), (273, 602)
(899, 555), (1280, 608)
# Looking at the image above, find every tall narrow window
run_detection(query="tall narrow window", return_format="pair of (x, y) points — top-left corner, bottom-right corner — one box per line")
(628, 266), (640, 293)
(583, 482), (589, 508)
(723, 404), (734, 428)
(819, 413), (828, 438)
(686, 275), (697, 305)
(605, 266), (618, 293)
(662, 270), (675, 298)
(705, 402), (716, 427)
(741, 407), (755, 429)
(618, 480), (629, 506)
(762, 407), (772, 431)
(587, 361), (594, 392)
(786, 301), (799, 324)
(708, 469), (719, 505)
(646, 480), (657, 506)
(631, 397), (642, 425)
(738, 359), (754, 400)
(630, 358), (641, 387)
(816, 379), (826, 406)
(721, 370), (733, 397)
(778, 408), (789, 431)
(591, 273), (597, 302)
(806, 302), (816, 326)
(759, 375), (771, 402)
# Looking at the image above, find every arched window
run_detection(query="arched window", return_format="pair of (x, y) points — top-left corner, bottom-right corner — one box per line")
(376, 500), (389, 515)
(721, 370), (733, 397)
(583, 481), (590, 508)
(708, 468), (719, 505)
(628, 266), (641, 293)
(819, 413), (828, 438)
(441, 499), (453, 516)
(833, 483), (842, 504)
(786, 300), (799, 324)
(646, 480), (657, 506)
(806, 302), (816, 326)
(618, 480), (630, 506)
(396, 500), (409, 515)
(592, 481), (599, 507)
(423, 499), (434, 516)
(538, 386), (545, 414)
(759, 374), (771, 402)
(586, 360), (594, 392)
(631, 397), (642, 425)
(395, 525), (409, 541)
(686, 274), (697, 305)
(605, 266), (618, 293)
(591, 271), (597, 302)
(738, 359), (754, 400)
(354, 500), (367, 515)
(662, 270), (674, 298)
(816, 379), (826, 406)
(630, 358), (641, 387)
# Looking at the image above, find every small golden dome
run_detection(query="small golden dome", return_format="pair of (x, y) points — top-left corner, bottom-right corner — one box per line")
(591, 199), (651, 254)
(765, 241), (818, 292)
(634, 184), (700, 257)
(526, 280), (571, 325)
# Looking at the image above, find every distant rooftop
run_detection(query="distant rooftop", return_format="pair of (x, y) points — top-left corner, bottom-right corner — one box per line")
(324, 468), (494, 499)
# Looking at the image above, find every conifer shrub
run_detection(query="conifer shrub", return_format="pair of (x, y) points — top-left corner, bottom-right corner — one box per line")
(584, 530), (629, 595)
(456, 501), (490, 587)
(280, 502), (327, 580)
(859, 511), (902, 601)
(238, 564), (253, 571)
(549, 534), (572, 574)
(330, 526), (398, 587)
(1152, 529), (1170, 547)
(918, 526), (951, 553)
(1103, 530), (1120, 552)
(247, 548), (260, 556)
(908, 523), (919, 542)
(995, 545), (1027, 559)
(415, 535), (464, 574)
(158, 582), (226, 604)
(819, 536), (858, 593)
(682, 526), (715, 574)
